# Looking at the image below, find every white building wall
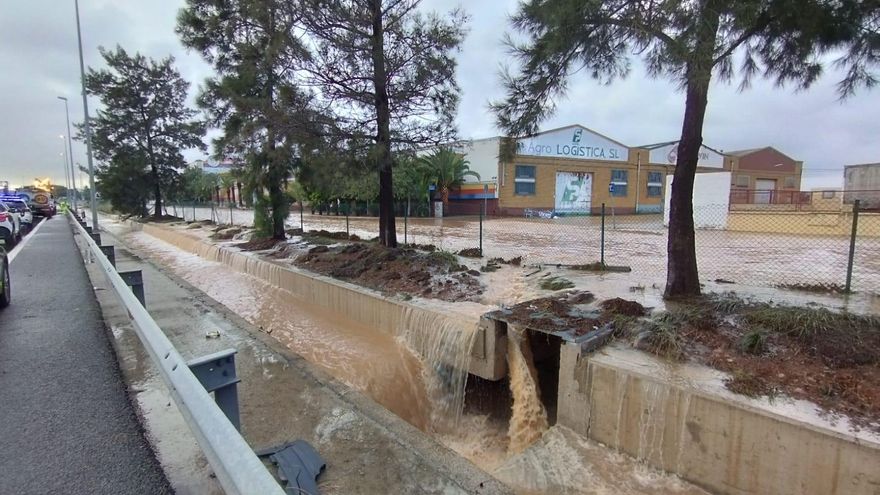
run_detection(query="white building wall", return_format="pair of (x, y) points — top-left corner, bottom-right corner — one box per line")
(664, 172), (731, 229)
(648, 143), (725, 168)
(844, 164), (880, 208)
(455, 137), (501, 184)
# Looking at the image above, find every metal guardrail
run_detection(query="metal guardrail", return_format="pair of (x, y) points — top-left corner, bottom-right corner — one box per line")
(69, 212), (284, 495)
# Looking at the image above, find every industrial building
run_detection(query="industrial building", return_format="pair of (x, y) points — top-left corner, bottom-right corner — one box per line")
(444, 124), (802, 216)
(844, 163), (880, 209)
(726, 147), (803, 205)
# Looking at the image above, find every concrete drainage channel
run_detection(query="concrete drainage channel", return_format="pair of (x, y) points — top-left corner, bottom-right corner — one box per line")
(112, 218), (880, 494)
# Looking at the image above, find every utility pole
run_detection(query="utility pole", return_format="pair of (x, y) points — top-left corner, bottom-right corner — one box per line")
(58, 96), (78, 210)
(74, 0), (98, 228)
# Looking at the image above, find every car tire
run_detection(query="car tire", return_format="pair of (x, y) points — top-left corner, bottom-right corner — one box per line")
(0, 261), (9, 309)
(1, 230), (14, 249)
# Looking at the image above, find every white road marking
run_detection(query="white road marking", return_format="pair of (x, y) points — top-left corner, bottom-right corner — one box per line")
(7, 217), (50, 264)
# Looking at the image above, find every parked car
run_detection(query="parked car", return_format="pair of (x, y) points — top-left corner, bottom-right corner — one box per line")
(3, 199), (32, 234)
(0, 246), (8, 309)
(0, 202), (20, 247)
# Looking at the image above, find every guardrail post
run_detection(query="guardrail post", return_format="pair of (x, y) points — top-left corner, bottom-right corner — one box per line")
(90, 232), (101, 245)
(187, 349), (241, 431)
(100, 245), (116, 268)
(118, 270), (145, 306)
(84, 225), (92, 234)
(66, 211), (285, 494)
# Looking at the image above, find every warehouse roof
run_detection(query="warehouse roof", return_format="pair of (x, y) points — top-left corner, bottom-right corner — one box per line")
(638, 140), (727, 155)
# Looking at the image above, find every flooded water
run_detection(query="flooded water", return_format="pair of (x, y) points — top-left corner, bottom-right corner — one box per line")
(507, 329), (549, 454)
(179, 206), (880, 296)
(100, 215), (706, 494)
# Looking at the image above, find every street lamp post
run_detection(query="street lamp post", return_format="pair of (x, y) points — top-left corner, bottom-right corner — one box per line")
(59, 146), (70, 204)
(74, 0), (98, 228)
(57, 96), (78, 210)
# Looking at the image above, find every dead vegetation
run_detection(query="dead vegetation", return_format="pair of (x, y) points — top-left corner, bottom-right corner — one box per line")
(539, 276), (575, 291)
(776, 282), (847, 294)
(210, 227), (243, 240)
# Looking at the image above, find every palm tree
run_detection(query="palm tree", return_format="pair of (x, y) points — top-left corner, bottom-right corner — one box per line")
(418, 148), (480, 216)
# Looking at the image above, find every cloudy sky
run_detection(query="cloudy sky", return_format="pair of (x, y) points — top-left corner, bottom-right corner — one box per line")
(0, 0), (876, 190)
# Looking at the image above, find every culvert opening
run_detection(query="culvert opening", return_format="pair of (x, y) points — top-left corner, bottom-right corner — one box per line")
(524, 329), (562, 426)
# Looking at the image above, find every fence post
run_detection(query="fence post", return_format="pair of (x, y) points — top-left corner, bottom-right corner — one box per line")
(845, 199), (860, 293)
(479, 200), (484, 256)
(299, 201), (304, 232)
(600, 203), (606, 266)
(345, 204), (350, 237)
(404, 202), (408, 245)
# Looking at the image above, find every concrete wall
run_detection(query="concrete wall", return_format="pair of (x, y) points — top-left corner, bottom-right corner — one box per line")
(137, 223), (507, 380)
(556, 343), (880, 495)
(727, 211), (880, 237)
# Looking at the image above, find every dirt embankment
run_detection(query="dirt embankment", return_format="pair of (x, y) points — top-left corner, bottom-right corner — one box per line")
(606, 295), (880, 433)
(295, 241), (483, 302)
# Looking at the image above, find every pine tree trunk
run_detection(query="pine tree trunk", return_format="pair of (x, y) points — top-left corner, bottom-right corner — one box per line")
(370, 0), (397, 247)
(146, 132), (161, 219)
(664, 2), (720, 298)
(152, 163), (162, 219)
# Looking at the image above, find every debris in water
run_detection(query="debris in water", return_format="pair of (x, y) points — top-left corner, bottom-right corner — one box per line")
(507, 327), (549, 454)
(205, 329), (221, 339)
(600, 298), (647, 317)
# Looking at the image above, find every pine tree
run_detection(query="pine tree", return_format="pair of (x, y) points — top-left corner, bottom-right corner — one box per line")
(297, 0), (468, 246)
(83, 46), (205, 219)
(492, 0), (878, 297)
(177, 0), (314, 239)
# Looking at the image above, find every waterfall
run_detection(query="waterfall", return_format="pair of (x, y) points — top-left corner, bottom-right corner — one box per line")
(507, 327), (549, 454)
(396, 306), (480, 431)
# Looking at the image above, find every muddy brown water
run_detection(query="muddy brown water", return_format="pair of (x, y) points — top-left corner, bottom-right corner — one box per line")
(179, 206), (880, 295)
(102, 217), (705, 494)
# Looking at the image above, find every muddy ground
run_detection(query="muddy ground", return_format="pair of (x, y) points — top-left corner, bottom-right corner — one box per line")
(288, 236), (483, 303)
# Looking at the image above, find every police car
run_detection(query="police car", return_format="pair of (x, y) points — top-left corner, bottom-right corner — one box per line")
(1, 196), (33, 235)
(0, 201), (21, 247)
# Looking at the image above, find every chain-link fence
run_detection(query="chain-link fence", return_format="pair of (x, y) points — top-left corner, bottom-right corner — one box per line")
(158, 197), (880, 294)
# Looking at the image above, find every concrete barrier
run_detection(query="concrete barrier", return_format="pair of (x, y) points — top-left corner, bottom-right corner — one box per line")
(727, 211), (880, 237)
(556, 343), (880, 495)
(135, 223), (507, 381)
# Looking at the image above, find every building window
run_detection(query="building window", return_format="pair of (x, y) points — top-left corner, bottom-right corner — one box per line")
(784, 176), (797, 189)
(610, 169), (628, 197)
(514, 165), (536, 196)
(822, 190), (835, 199)
(735, 175), (750, 188)
(647, 171), (663, 197)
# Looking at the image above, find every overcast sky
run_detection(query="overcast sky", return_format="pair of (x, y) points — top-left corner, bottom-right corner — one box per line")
(0, 0), (876, 190)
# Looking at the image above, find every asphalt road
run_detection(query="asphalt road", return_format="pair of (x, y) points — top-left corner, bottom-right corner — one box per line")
(0, 216), (171, 494)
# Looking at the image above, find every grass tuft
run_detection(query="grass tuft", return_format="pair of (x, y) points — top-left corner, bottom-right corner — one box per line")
(539, 276), (575, 291)
(738, 329), (768, 355)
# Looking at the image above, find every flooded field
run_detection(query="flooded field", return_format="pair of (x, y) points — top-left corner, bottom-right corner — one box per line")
(101, 216), (706, 494)
(171, 205), (880, 295)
